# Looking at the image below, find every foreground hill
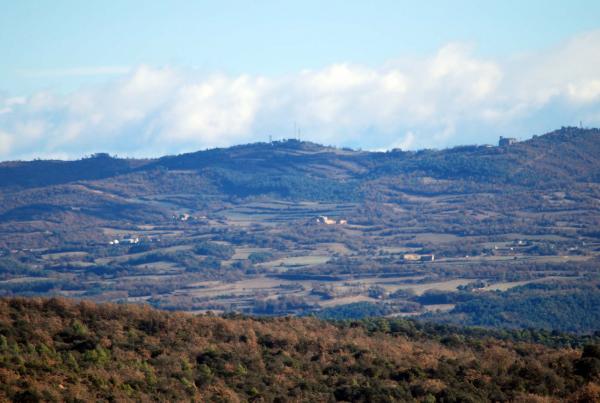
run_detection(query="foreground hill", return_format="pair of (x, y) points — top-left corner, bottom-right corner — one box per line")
(0, 297), (599, 402)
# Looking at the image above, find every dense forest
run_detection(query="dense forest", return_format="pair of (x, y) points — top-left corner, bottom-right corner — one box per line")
(310, 280), (600, 333)
(422, 281), (600, 333)
(1, 297), (600, 402)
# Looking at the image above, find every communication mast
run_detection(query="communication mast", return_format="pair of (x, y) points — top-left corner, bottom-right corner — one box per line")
(293, 121), (301, 141)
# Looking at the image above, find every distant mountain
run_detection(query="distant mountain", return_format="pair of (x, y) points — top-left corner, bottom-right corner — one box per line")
(0, 127), (598, 245)
(1, 127), (599, 334)
(0, 153), (148, 189)
(2, 127), (599, 192)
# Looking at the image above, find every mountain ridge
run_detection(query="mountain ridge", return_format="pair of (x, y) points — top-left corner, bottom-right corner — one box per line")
(1, 127), (599, 192)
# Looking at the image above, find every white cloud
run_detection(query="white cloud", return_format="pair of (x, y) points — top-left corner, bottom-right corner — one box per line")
(157, 74), (267, 145)
(567, 80), (600, 103)
(429, 43), (502, 100)
(2, 30), (600, 160)
(386, 131), (416, 151)
(0, 130), (13, 155)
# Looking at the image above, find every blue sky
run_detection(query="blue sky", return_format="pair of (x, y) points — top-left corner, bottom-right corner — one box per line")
(1, 1), (600, 159)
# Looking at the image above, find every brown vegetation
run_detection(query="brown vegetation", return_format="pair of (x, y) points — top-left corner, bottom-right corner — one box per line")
(1, 297), (599, 402)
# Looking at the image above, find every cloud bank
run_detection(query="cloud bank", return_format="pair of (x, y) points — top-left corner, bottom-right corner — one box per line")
(2, 31), (600, 160)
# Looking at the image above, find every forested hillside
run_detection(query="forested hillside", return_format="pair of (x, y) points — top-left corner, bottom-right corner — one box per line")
(1, 297), (600, 402)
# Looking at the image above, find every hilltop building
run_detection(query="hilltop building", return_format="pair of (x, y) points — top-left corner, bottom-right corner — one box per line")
(499, 136), (517, 147)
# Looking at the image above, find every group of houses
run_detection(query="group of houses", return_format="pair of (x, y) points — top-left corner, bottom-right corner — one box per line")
(108, 237), (140, 246)
(402, 253), (435, 262)
(315, 216), (348, 225)
(172, 213), (207, 221)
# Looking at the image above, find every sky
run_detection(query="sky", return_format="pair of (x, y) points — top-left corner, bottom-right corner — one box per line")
(1, 1), (600, 160)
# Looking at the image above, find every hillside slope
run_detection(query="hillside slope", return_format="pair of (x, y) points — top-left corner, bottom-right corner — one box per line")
(0, 128), (599, 333)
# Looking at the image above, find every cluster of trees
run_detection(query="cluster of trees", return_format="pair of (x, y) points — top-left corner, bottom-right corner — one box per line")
(421, 280), (600, 333)
(302, 278), (600, 334)
(252, 295), (315, 315)
(0, 257), (43, 279)
(313, 301), (396, 319)
(193, 240), (235, 260)
(0, 297), (599, 402)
